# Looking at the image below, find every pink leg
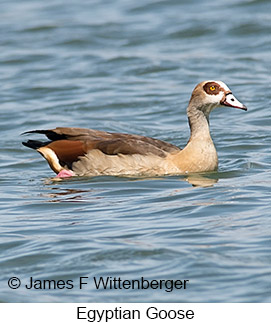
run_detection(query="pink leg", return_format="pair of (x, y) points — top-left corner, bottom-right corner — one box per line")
(56, 169), (75, 178)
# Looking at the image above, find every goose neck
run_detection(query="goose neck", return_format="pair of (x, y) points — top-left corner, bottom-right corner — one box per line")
(187, 105), (212, 141)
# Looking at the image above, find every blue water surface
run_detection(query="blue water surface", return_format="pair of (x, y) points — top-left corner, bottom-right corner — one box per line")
(0, 0), (270, 302)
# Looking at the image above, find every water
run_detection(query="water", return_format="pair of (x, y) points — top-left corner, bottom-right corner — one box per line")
(0, 0), (270, 302)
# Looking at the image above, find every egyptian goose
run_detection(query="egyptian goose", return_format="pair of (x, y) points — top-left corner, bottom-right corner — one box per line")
(22, 80), (247, 178)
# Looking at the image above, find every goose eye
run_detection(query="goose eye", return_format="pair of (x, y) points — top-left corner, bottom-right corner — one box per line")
(203, 82), (220, 95)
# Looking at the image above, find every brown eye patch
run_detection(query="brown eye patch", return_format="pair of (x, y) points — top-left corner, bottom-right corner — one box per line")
(203, 82), (221, 95)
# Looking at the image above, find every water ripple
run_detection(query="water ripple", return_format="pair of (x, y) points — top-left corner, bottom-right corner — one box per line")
(0, 0), (270, 303)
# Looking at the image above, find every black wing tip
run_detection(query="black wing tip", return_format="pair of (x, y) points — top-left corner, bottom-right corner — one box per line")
(22, 139), (49, 150)
(21, 129), (66, 141)
(21, 129), (48, 136)
(22, 140), (37, 149)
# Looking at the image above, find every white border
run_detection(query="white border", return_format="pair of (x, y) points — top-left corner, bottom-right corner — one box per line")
(1, 303), (270, 323)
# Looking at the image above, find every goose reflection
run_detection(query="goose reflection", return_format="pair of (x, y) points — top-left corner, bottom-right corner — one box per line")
(42, 172), (218, 204)
(185, 173), (218, 187)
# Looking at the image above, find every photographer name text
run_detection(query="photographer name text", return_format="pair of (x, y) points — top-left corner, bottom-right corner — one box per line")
(8, 276), (189, 293)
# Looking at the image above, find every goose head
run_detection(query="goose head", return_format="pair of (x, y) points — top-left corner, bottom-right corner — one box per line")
(188, 80), (247, 118)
